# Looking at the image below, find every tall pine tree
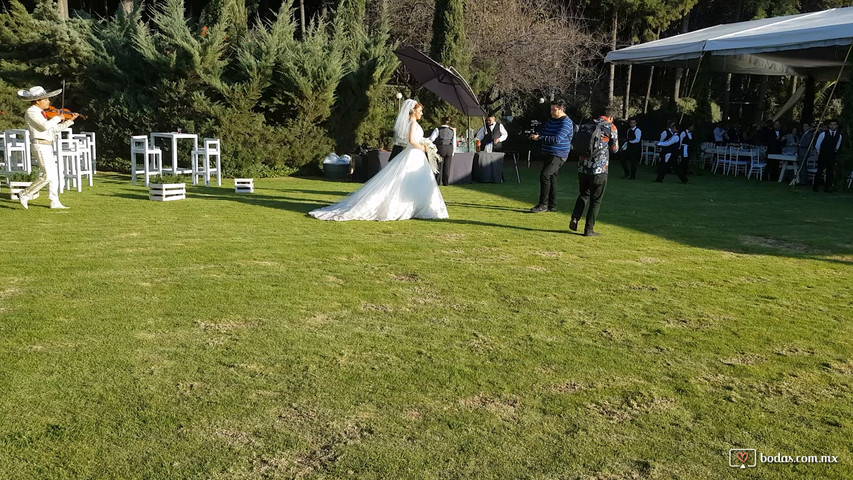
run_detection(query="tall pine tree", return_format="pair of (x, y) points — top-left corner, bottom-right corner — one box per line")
(426, 0), (470, 124)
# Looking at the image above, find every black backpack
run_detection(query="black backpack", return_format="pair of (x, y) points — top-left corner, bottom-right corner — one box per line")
(572, 120), (611, 157)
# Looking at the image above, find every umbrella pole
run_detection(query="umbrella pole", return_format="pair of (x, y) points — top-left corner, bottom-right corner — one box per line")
(467, 117), (470, 152)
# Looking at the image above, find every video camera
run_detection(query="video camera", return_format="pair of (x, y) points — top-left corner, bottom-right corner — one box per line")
(523, 120), (540, 136)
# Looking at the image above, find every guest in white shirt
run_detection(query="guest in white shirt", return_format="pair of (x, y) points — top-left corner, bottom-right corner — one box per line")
(428, 117), (456, 185)
(475, 116), (508, 152)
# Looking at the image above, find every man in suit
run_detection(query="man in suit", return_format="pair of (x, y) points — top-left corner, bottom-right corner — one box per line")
(620, 118), (642, 179)
(813, 119), (842, 192)
(476, 115), (508, 153)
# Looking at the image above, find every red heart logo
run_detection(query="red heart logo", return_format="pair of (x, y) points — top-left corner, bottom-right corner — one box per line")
(736, 451), (749, 463)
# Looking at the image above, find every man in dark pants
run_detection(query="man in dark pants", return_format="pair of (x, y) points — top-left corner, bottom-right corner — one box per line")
(429, 117), (456, 185)
(570, 108), (618, 237)
(813, 119), (842, 192)
(654, 122), (686, 183)
(621, 118), (642, 179)
(529, 100), (574, 213)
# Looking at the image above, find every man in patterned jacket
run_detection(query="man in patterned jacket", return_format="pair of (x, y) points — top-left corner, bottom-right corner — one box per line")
(569, 108), (618, 237)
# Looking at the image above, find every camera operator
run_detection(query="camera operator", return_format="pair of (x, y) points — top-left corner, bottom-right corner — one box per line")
(529, 99), (574, 213)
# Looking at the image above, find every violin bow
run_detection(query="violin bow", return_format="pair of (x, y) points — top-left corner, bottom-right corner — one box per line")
(61, 79), (66, 110)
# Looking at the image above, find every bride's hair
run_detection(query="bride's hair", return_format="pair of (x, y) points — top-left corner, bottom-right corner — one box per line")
(394, 99), (423, 143)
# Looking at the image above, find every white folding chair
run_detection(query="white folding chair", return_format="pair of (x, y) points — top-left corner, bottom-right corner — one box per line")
(729, 147), (749, 176)
(641, 141), (656, 165)
(130, 135), (163, 186)
(712, 146), (729, 174)
(746, 149), (767, 180)
(191, 138), (222, 186)
(81, 131), (97, 174)
(3, 129), (31, 174)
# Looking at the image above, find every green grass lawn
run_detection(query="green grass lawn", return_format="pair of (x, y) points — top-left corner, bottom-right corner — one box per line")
(1, 164), (851, 479)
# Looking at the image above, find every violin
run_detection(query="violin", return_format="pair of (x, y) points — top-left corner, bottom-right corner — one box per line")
(44, 106), (87, 120)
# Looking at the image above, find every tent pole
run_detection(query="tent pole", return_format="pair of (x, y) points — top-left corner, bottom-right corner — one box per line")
(680, 53), (706, 124)
(791, 42), (853, 186)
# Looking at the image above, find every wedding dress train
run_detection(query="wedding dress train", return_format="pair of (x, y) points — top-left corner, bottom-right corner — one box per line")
(309, 121), (449, 221)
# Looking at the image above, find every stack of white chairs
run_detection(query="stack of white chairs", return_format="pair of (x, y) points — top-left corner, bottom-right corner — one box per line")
(55, 129), (86, 192)
(191, 138), (222, 186)
(3, 129), (31, 174)
(130, 135), (162, 186)
(71, 133), (94, 188)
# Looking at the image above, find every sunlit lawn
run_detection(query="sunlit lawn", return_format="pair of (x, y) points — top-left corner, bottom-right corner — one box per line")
(1, 163), (851, 479)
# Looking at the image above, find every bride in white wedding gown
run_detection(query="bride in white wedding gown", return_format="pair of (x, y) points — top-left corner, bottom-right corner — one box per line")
(309, 100), (449, 221)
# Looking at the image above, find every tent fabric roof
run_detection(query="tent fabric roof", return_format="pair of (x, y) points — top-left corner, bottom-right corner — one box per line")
(605, 7), (853, 79)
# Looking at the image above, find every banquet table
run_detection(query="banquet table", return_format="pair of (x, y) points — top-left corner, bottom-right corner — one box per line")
(768, 153), (797, 182)
(473, 152), (504, 183)
(446, 153), (474, 184)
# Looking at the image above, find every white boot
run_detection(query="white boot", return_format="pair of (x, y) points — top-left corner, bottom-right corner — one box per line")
(50, 201), (69, 209)
(19, 193), (29, 210)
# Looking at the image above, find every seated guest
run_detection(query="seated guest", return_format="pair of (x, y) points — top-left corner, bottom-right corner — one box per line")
(428, 117), (456, 185)
(713, 123), (727, 145)
(783, 127), (800, 155)
(476, 115), (508, 152)
(797, 122), (816, 185)
(727, 124), (740, 144)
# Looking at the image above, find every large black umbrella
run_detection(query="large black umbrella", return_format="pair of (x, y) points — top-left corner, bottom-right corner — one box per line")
(393, 46), (486, 117)
(394, 46), (487, 154)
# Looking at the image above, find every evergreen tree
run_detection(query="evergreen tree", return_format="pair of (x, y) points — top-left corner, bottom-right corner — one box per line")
(426, 0), (470, 124)
(331, 0), (399, 152)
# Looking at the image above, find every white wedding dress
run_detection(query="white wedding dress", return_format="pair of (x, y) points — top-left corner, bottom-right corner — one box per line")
(309, 121), (449, 221)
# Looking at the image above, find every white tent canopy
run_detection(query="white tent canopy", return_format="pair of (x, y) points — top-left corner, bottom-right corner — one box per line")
(605, 7), (853, 80)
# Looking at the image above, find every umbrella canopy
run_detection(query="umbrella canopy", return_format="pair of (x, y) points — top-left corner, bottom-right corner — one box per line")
(394, 46), (487, 117)
(605, 6), (853, 80)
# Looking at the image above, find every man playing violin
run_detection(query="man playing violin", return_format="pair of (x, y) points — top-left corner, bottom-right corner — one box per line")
(16, 86), (79, 209)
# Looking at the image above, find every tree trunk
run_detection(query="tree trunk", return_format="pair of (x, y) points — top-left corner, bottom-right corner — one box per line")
(299, 0), (307, 37)
(623, 64), (632, 119)
(803, 76), (816, 123)
(58, 0), (69, 19)
(723, 74), (732, 120)
(607, 9), (617, 106)
(644, 66), (654, 114)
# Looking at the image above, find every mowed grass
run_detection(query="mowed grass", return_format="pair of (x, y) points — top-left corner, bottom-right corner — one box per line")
(1, 163), (851, 479)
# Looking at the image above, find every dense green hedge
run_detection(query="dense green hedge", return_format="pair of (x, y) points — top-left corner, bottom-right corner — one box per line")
(0, 0), (398, 176)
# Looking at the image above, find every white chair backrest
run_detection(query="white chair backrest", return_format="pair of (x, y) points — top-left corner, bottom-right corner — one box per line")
(130, 135), (150, 151)
(203, 138), (220, 153)
(5, 129), (29, 146)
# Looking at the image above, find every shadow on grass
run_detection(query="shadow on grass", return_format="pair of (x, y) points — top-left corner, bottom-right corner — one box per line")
(432, 161), (853, 261)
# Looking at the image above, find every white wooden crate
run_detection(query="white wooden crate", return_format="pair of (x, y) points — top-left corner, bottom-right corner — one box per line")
(234, 178), (254, 193)
(149, 182), (186, 201)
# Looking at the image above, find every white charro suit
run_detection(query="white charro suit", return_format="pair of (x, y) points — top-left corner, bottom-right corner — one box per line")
(19, 105), (75, 205)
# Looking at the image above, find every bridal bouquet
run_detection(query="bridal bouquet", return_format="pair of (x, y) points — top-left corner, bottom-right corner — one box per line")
(422, 140), (441, 175)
